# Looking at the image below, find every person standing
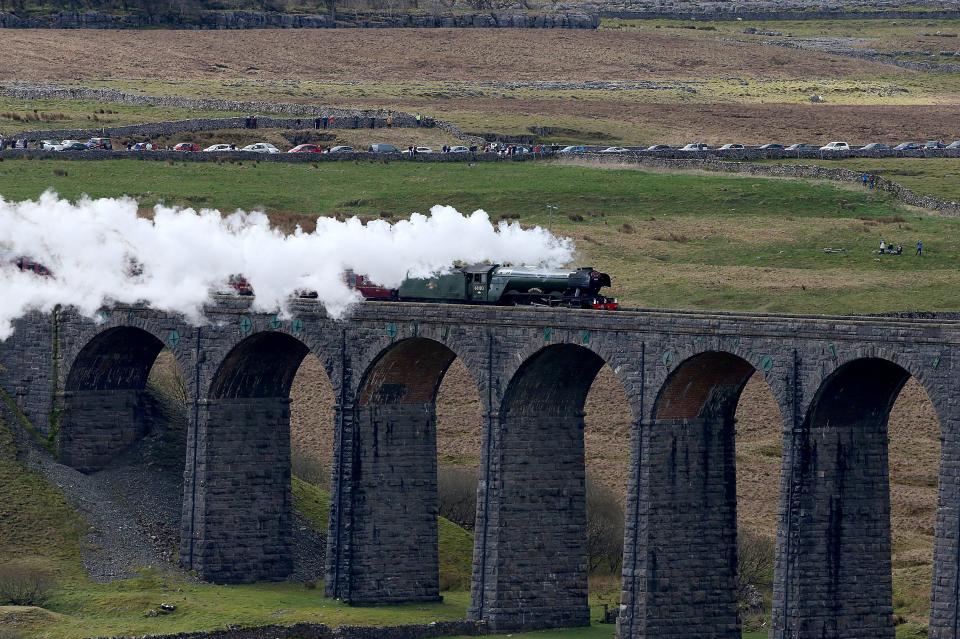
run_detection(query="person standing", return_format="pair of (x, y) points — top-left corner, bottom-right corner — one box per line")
(917, 239), (923, 256)
(879, 238), (886, 253)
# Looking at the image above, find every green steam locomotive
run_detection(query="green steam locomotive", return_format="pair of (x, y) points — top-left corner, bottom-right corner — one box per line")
(350, 265), (619, 310)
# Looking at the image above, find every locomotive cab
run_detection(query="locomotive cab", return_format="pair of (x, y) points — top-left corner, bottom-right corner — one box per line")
(464, 264), (497, 302)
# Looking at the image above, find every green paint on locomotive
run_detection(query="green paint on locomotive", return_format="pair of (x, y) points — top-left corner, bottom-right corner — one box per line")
(396, 265), (612, 305)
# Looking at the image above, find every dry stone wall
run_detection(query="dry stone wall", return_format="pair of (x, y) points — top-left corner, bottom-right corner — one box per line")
(0, 9), (599, 29)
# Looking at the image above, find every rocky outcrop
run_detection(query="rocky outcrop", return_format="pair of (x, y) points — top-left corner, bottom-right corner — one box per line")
(0, 9), (598, 29)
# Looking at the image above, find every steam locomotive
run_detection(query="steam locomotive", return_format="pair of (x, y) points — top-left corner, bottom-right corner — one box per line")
(347, 265), (619, 310)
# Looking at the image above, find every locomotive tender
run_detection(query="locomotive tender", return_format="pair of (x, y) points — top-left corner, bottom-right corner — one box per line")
(349, 265), (619, 310)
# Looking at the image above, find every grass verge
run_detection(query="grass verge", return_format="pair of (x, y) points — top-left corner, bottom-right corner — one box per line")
(1, 159), (959, 314)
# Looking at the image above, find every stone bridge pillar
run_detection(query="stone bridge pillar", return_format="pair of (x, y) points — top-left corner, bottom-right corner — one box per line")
(931, 398), (960, 639)
(617, 352), (749, 639)
(326, 337), (452, 604)
(771, 358), (902, 639)
(181, 331), (312, 584)
(469, 344), (599, 632)
(180, 396), (293, 583)
(326, 401), (440, 603)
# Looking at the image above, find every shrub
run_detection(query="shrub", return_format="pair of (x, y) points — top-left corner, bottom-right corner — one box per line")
(619, 223), (634, 234)
(292, 451), (329, 489)
(738, 529), (775, 598)
(438, 466), (477, 530)
(568, 214), (584, 222)
(586, 480), (624, 574)
(0, 562), (56, 606)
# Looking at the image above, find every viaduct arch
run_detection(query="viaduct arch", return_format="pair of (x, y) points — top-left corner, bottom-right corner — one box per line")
(3, 303), (960, 639)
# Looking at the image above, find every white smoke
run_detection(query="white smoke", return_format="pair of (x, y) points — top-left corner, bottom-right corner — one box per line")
(0, 192), (576, 339)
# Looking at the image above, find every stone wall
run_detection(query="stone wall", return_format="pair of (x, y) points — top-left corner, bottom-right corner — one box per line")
(602, 8), (960, 20)
(0, 9), (599, 29)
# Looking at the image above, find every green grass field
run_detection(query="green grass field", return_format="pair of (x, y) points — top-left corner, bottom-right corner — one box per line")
(0, 97), (244, 136)
(774, 158), (960, 202)
(1, 158), (959, 315)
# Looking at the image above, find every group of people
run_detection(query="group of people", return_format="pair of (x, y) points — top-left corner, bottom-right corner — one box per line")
(879, 238), (923, 256)
(241, 113), (432, 131)
(0, 137), (29, 150)
(861, 173), (879, 189)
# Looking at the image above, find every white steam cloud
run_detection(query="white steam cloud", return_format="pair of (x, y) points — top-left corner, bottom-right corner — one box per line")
(0, 192), (576, 339)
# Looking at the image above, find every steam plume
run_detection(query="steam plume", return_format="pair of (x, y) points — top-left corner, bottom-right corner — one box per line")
(0, 192), (576, 339)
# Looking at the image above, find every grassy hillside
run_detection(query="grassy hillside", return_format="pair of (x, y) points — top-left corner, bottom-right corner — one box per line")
(4, 19), (959, 146)
(774, 158), (960, 202)
(0, 159), (958, 314)
(0, 416), (85, 581)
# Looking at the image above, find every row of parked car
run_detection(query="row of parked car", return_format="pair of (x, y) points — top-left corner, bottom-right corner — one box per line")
(22, 137), (960, 156)
(32, 138), (476, 155)
(559, 140), (960, 154)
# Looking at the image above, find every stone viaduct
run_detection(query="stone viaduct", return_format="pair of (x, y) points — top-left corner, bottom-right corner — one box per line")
(1, 298), (959, 639)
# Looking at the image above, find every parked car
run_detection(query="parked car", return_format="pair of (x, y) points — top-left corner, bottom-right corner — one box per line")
(947, 140), (960, 149)
(327, 146), (355, 154)
(599, 146), (629, 153)
(820, 141), (850, 151)
(785, 143), (817, 151)
(40, 140), (63, 151)
(924, 140), (946, 149)
(894, 142), (921, 151)
(449, 145), (471, 153)
(203, 143), (234, 152)
(402, 146), (434, 154)
(759, 143), (785, 150)
(719, 143), (745, 150)
(369, 143), (399, 154)
(679, 143), (711, 151)
(288, 144), (323, 153)
(241, 143), (280, 154)
(646, 144), (672, 151)
(86, 137), (112, 150)
(558, 145), (587, 154)
(861, 143), (891, 151)
(60, 140), (88, 151)
(173, 142), (200, 152)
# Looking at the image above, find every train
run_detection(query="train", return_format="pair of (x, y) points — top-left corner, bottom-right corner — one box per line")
(347, 265), (619, 310)
(2, 253), (619, 311)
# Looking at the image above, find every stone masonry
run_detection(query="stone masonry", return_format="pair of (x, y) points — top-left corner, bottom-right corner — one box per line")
(2, 301), (960, 638)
